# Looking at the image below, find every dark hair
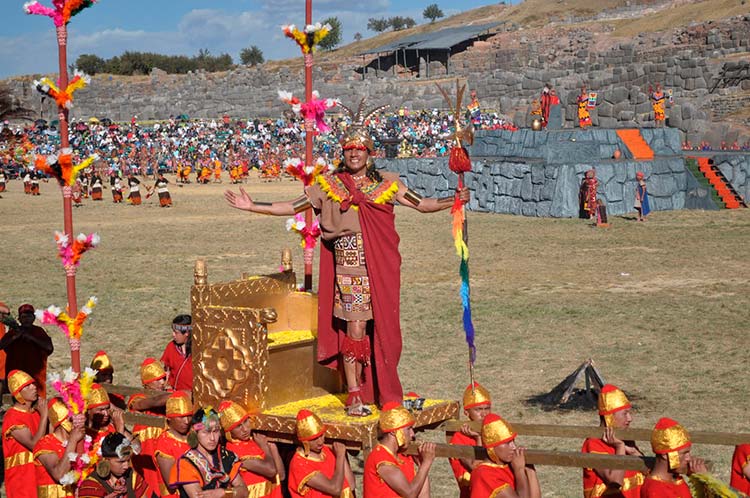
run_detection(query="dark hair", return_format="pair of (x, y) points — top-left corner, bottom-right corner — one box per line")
(172, 314), (192, 326)
(101, 432), (127, 458)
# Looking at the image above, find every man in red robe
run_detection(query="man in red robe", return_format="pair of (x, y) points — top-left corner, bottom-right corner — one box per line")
(581, 384), (644, 498)
(470, 413), (541, 498)
(363, 402), (435, 497)
(225, 103), (469, 414)
(34, 398), (83, 498)
(86, 384), (128, 446)
(154, 392), (193, 497)
(160, 314), (193, 392)
(2, 370), (48, 498)
(287, 409), (354, 498)
(641, 418), (707, 497)
(449, 382), (493, 497)
(219, 400), (284, 497)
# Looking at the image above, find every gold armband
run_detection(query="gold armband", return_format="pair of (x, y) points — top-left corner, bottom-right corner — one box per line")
(254, 201), (272, 207)
(403, 189), (423, 206)
(293, 196), (312, 213)
(438, 195), (455, 204)
(224, 489), (236, 498)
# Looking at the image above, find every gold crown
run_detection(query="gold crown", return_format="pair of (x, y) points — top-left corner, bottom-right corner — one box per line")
(482, 413), (517, 448)
(87, 384), (110, 409)
(140, 358), (166, 385)
(296, 409), (326, 442)
(463, 382), (491, 409)
(219, 400), (250, 432)
(651, 418), (691, 454)
(338, 98), (388, 153)
(379, 402), (415, 433)
(49, 398), (73, 432)
(166, 392), (193, 418)
(7, 370), (34, 399)
(91, 350), (113, 372)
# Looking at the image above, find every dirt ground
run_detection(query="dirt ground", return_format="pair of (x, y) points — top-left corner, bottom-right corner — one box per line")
(2, 175), (748, 497)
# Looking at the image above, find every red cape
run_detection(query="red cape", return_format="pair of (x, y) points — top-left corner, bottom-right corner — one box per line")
(316, 172), (404, 406)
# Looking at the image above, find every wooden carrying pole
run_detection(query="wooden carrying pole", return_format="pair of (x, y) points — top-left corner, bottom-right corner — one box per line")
(441, 420), (750, 447)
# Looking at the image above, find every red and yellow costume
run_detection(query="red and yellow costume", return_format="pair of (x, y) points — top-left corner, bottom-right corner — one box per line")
(161, 340), (193, 392)
(289, 409), (352, 498)
(78, 471), (152, 498)
(731, 444), (750, 495)
(581, 385), (643, 498)
(641, 418), (693, 498)
(470, 413), (518, 498)
(220, 400), (281, 498)
(33, 399), (75, 498)
(2, 370), (41, 498)
(449, 382), (492, 497)
(154, 392), (193, 497)
(577, 91), (592, 128)
(129, 358), (168, 495)
(86, 384), (116, 446)
(363, 402), (417, 497)
(651, 90), (666, 122)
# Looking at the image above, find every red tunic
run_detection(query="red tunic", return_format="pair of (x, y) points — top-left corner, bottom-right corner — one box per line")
(640, 476), (692, 498)
(363, 444), (416, 498)
(160, 341), (193, 391)
(87, 423), (116, 447)
(731, 444), (750, 495)
(581, 438), (644, 497)
(470, 462), (515, 498)
(2, 406), (41, 498)
(154, 430), (191, 497)
(226, 439), (281, 498)
(78, 470), (153, 497)
(449, 431), (477, 498)
(34, 434), (75, 498)
(288, 446), (353, 498)
(129, 394), (166, 497)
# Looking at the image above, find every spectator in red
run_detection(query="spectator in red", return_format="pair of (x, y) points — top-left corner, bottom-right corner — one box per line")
(0, 304), (53, 397)
(161, 314), (193, 392)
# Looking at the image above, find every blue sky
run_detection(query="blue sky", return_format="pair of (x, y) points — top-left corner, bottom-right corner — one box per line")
(0, 0), (507, 78)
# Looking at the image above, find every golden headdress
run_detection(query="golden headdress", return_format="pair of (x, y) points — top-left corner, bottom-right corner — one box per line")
(296, 409), (326, 442)
(218, 400), (250, 433)
(379, 401), (415, 447)
(91, 350), (113, 373)
(87, 383), (110, 410)
(481, 413), (517, 449)
(48, 398), (73, 432)
(140, 358), (166, 385)
(8, 370), (34, 402)
(651, 417), (691, 470)
(463, 382), (491, 410)
(338, 98), (388, 153)
(166, 392), (193, 418)
(598, 384), (631, 427)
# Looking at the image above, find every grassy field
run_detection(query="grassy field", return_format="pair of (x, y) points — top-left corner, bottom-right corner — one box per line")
(2, 176), (749, 496)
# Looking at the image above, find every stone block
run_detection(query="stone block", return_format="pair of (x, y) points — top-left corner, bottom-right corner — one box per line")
(598, 101), (614, 117)
(531, 165), (545, 185)
(520, 174), (533, 200)
(609, 86), (630, 103)
(549, 164), (579, 218)
(598, 117), (618, 128)
(618, 110), (635, 121)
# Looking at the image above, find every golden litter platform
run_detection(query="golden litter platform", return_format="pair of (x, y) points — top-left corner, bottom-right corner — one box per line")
(190, 252), (459, 451)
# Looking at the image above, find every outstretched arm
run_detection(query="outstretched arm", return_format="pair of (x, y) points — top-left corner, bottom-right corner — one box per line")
(395, 180), (470, 213)
(224, 186), (303, 216)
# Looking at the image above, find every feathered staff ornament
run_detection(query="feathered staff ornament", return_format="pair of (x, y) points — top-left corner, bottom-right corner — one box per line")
(282, 22), (331, 54)
(24, 0), (97, 27)
(278, 90), (338, 133)
(284, 157), (332, 186)
(54, 231), (100, 269)
(436, 80), (477, 382)
(36, 296), (97, 340)
(286, 213), (322, 250)
(33, 71), (90, 109)
(34, 148), (98, 186)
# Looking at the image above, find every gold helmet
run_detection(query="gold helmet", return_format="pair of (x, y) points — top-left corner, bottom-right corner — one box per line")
(379, 402), (415, 448)
(651, 418), (691, 470)
(463, 382), (491, 410)
(598, 384), (631, 428)
(7, 370), (34, 403)
(338, 98), (388, 153)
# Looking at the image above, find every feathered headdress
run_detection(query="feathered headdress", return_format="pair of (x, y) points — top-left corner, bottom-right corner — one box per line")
(338, 98), (389, 152)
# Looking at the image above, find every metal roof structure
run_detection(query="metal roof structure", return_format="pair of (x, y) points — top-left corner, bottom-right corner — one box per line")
(359, 22), (502, 55)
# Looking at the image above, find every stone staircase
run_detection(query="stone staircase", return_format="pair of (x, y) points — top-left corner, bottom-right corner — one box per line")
(693, 156), (746, 209)
(616, 129), (654, 160)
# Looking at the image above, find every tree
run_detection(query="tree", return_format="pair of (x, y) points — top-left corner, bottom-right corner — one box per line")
(403, 17), (417, 29)
(389, 16), (405, 31)
(423, 4), (444, 23)
(353, 32), (363, 42)
(367, 17), (389, 33)
(318, 17), (342, 51)
(75, 54), (106, 75)
(240, 46), (264, 66)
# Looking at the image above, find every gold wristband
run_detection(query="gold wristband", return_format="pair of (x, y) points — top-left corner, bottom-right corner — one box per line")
(224, 489), (235, 498)
(293, 196), (312, 213)
(403, 189), (423, 206)
(254, 201), (272, 207)
(438, 195), (455, 203)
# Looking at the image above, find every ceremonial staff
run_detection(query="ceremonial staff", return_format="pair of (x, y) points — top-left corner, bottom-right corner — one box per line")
(25, 0), (100, 372)
(437, 80), (477, 389)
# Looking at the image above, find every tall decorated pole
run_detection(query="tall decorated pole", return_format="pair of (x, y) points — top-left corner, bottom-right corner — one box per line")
(25, 0), (99, 372)
(437, 80), (477, 390)
(282, 6), (335, 291)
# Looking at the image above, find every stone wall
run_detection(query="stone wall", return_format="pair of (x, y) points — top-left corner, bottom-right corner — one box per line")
(713, 153), (750, 201)
(383, 128), (693, 218)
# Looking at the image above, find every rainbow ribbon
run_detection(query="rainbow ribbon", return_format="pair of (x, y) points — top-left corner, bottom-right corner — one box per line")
(451, 177), (476, 364)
